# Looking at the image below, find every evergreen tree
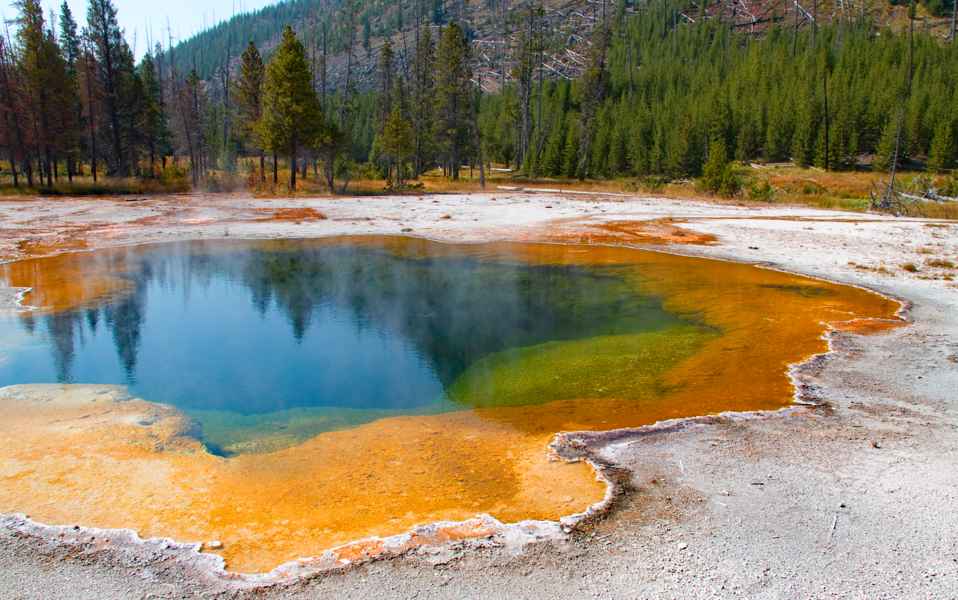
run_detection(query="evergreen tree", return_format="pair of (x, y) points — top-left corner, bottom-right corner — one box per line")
(575, 26), (610, 179)
(380, 103), (415, 185)
(791, 88), (820, 167)
(874, 118), (901, 172)
(701, 139), (739, 196)
(15, 0), (72, 186)
(377, 40), (395, 128)
(139, 53), (169, 177)
(235, 41), (266, 182)
(928, 120), (956, 173)
(562, 117), (580, 178)
(435, 22), (472, 180)
(59, 1), (83, 180)
(411, 25), (436, 176)
(765, 100), (792, 163)
(541, 113), (567, 176)
(78, 42), (101, 182)
(118, 44), (145, 175)
(0, 37), (28, 186)
(86, 0), (128, 175)
(257, 26), (323, 191)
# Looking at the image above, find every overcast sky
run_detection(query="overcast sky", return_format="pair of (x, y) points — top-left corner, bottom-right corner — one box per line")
(33, 0), (276, 57)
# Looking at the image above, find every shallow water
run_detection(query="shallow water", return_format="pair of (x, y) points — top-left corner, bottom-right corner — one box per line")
(0, 237), (902, 572)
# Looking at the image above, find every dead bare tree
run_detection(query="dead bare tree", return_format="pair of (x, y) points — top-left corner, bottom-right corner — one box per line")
(513, 2), (537, 170)
(340, 2), (358, 129)
(950, 0), (956, 43)
(473, 73), (485, 190)
(873, 0), (917, 214)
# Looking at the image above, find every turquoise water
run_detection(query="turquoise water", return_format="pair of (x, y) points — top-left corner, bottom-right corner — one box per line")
(0, 239), (691, 454)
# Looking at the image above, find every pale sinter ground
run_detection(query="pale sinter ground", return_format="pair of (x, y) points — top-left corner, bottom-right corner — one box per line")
(0, 191), (956, 599)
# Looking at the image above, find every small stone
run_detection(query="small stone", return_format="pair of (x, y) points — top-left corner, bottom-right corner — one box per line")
(871, 440), (881, 449)
(678, 542), (688, 550)
(205, 540), (223, 550)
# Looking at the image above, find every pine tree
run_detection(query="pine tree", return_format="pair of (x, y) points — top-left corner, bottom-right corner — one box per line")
(118, 45), (145, 176)
(541, 113), (567, 176)
(701, 139), (739, 196)
(0, 37), (28, 186)
(590, 107), (612, 178)
(59, 0), (83, 181)
(873, 118), (900, 172)
(78, 43), (100, 182)
(139, 53), (169, 177)
(15, 0), (72, 187)
(435, 22), (472, 180)
(411, 24), (435, 176)
(380, 103), (415, 185)
(791, 88), (820, 167)
(86, 0), (128, 175)
(257, 26), (323, 191)
(562, 117), (580, 178)
(576, 26), (610, 179)
(378, 40), (395, 128)
(235, 41), (266, 182)
(928, 120), (956, 173)
(765, 100), (792, 163)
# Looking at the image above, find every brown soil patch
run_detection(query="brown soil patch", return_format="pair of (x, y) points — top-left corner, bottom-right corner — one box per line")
(540, 218), (718, 246)
(253, 208), (328, 223)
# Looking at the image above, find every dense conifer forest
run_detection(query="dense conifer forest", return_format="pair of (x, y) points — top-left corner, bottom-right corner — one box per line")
(0, 0), (956, 199)
(481, 4), (958, 182)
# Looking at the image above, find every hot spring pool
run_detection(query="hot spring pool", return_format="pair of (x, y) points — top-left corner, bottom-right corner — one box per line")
(0, 237), (900, 571)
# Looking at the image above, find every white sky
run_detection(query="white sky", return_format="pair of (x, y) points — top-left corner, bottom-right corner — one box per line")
(34, 0), (277, 57)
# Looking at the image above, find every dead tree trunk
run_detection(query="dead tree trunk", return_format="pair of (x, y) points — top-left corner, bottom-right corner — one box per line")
(474, 79), (486, 190)
(877, 0), (917, 212)
(951, 0), (957, 42)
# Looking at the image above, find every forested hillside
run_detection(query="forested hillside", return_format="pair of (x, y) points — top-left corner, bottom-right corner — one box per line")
(0, 0), (956, 204)
(169, 0), (956, 84)
(480, 5), (958, 181)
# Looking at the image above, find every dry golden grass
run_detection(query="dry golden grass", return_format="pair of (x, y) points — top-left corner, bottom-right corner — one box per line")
(744, 165), (958, 219)
(4, 161), (956, 221)
(905, 202), (958, 220)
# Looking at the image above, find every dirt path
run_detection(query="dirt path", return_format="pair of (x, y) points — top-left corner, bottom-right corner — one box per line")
(1, 192), (956, 599)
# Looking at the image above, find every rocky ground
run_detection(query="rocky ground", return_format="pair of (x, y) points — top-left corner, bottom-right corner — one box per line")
(1, 191), (956, 599)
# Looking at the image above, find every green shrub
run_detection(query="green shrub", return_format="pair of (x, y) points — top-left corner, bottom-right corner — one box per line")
(748, 179), (776, 202)
(699, 141), (741, 197)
